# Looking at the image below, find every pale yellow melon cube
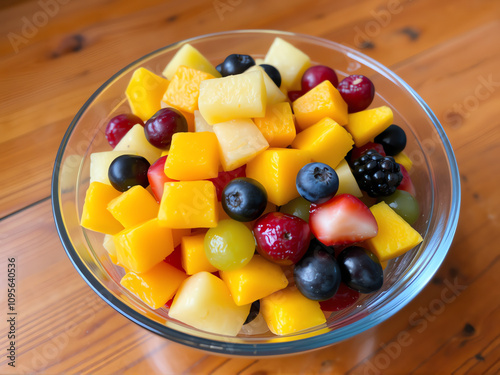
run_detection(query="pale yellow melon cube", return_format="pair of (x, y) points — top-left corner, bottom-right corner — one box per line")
(246, 65), (286, 105)
(114, 124), (162, 165)
(90, 150), (139, 186)
(162, 43), (221, 80)
(194, 110), (213, 133)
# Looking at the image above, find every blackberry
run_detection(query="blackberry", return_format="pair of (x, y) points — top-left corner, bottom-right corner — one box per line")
(352, 150), (403, 197)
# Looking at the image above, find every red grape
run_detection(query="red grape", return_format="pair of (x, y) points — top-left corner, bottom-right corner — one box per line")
(301, 65), (339, 92)
(337, 75), (375, 113)
(319, 282), (359, 311)
(144, 108), (188, 149)
(105, 113), (144, 148)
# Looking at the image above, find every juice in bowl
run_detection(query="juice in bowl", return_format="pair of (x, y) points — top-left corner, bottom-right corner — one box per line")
(52, 30), (460, 356)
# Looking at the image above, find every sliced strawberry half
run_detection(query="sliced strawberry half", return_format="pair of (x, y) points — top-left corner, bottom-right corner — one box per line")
(309, 194), (378, 246)
(397, 164), (416, 196)
(147, 155), (176, 203)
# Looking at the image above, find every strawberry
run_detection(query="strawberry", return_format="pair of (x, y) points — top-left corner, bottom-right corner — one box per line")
(208, 165), (246, 201)
(253, 212), (311, 265)
(147, 155), (176, 202)
(397, 164), (416, 196)
(309, 194), (378, 246)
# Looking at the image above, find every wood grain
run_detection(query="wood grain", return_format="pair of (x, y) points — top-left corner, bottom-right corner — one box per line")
(1, 0), (499, 373)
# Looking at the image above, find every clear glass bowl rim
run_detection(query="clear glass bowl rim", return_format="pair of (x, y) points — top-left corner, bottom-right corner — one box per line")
(51, 29), (461, 356)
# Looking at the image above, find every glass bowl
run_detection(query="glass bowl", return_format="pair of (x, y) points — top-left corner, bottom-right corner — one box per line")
(52, 30), (460, 356)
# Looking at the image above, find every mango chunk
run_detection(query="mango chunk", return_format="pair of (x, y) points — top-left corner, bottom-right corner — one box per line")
(120, 262), (187, 309)
(162, 43), (221, 80)
(293, 80), (348, 131)
(220, 255), (288, 306)
(198, 70), (267, 125)
(107, 186), (159, 228)
(213, 118), (269, 171)
(291, 117), (353, 168)
(394, 151), (413, 172)
(164, 132), (219, 180)
(125, 68), (169, 122)
(169, 272), (251, 336)
(114, 218), (174, 273)
(264, 37), (311, 90)
(253, 102), (296, 148)
(161, 66), (215, 113)
(261, 287), (326, 335)
(246, 148), (311, 206)
(345, 106), (393, 147)
(81, 182), (124, 235)
(158, 181), (218, 229)
(366, 201), (423, 261)
(171, 228), (191, 248)
(181, 233), (218, 275)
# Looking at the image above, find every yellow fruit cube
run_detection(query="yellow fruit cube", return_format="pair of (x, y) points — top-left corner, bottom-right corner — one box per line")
(246, 148), (311, 206)
(291, 117), (353, 168)
(171, 228), (191, 248)
(253, 102), (296, 148)
(90, 151), (141, 186)
(158, 181), (218, 229)
(264, 37), (311, 90)
(169, 272), (251, 336)
(393, 151), (413, 172)
(293, 80), (348, 131)
(198, 70), (267, 125)
(261, 287), (326, 335)
(114, 124), (162, 165)
(345, 106), (393, 147)
(162, 66), (215, 113)
(181, 233), (218, 275)
(220, 255), (288, 306)
(107, 186), (159, 228)
(125, 68), (169, 122)
(213, 118), (269, 171)
(103, 234), (118, 264)
(120, 262), (187, 309)
(366, 202), (423, 261)
(246, 65), (286, 105)
(114, 218), (174, 273)
(164, 132), (219, 180)
(194, 110), (213, 133)
(162, 43), (221, 80)
(81, 182), (124, 235)
(335, 159), (363, 197)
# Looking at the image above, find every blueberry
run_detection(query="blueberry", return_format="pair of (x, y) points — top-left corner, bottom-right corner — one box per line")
(108, 155), (150, 192)
(294, 238), (341, 301)
(222, 177), (267, 222)
(259, 64), (281, 87)
(215, 63), (223, 74)
(220, 54), (255, 76)
(296, 162), (339, 204)
(337, 246), (384, 294)
(374, 124), (407, 156)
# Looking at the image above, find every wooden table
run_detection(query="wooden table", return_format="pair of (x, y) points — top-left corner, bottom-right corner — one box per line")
(1, 0), (499, 373)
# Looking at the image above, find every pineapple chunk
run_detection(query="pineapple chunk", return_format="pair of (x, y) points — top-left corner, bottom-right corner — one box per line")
(90, 150), (139, 186)
(103, 234), (118, 264)
(125, 68), (169, 122)
(213, 118), (269, 171)
(169, 272), (251, 336)
(366, 202), (423, 261)
(246, 65), (286, 105)
(194, 110), (213, 133)
(162, 43), (221, 80)
(335, 159), (363, 197)
(220, 255), (288, 306)
(264, 37), (311, 90)
(261, 287), (326, 335)
(114, 124), (162, 165)
(198, 70), (267, 125)
(345, 106), (393, 147)
(291, 117), (353, 168)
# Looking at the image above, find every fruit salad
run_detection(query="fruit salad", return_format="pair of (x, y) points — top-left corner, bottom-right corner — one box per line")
(81, 37), (423, 337)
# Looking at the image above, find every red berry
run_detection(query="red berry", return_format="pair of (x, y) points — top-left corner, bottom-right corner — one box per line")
(147, 155), (176, 202)
(301, 65), (339, 92)
(288, 90), (304, 102)
(105, 113), (144, 148)
(319, 282), (360, 311)
(163, 245), (184, 271)
(350, 142), (386, 163)
(253, 212), (311, 265)
(397, 164), (416, 196)
(337, 75), (375, 113)
(309, 194), (378, 247)
(208, 165), (246, 201)
(144, 108), (188, 149)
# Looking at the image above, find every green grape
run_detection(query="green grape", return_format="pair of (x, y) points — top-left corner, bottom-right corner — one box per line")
(381, 190), (420, 225)
(280, 196), (311, 222)
(204, 219), (255, 271)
